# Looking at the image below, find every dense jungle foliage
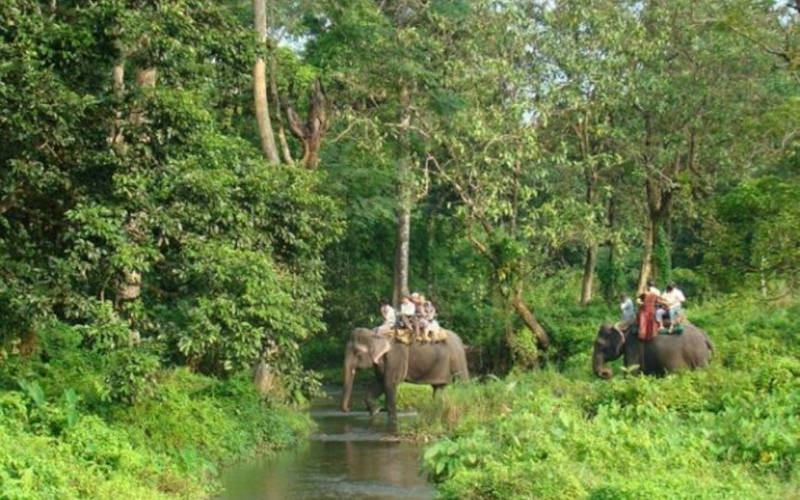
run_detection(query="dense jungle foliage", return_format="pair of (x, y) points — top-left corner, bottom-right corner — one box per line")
(1, 0), (799, 498)
(410, 280), (800, 499)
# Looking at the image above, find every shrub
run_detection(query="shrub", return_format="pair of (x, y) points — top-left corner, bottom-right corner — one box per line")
(418, 295), (800, 499)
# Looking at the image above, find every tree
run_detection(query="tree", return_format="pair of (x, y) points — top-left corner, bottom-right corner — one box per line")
(304, 0), (438, 306)
(0, 0), (342, 395)
(253, 0), (281, 163)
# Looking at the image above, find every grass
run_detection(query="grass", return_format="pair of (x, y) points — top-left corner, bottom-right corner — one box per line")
(0, 338), (312, 500)
(413, 291), (800, 499)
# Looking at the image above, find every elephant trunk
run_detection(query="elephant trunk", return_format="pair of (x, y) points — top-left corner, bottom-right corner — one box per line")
(341, 348), (356, 412)
(593, 348), (612, 379)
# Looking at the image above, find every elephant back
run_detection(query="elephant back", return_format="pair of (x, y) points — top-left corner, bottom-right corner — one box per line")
(441, 329), (465, 346)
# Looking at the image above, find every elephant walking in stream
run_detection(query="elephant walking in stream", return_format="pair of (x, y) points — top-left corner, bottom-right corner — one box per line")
(592, 323), (714, 379)
(340, 328), (469, 421)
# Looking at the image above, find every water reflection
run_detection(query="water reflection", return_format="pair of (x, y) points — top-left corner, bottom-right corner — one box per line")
(219, 391), (433, 500)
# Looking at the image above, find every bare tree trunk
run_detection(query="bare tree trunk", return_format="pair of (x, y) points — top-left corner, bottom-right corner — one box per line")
(510, 285), (550, 349)
(269, 52), (293, 165)
(285, 79), (328, 169)
(392, 84), (412, 306)
(580, 245), (597, 305)
(637, 217), (655, 293)
(108, 61), (126, 151)
(605, 192), (618, 299)
(115, 67), (156, 327)
(252, 0), (279, 163)
(578, 123), (598, 306)
(392, 206), (411, 305)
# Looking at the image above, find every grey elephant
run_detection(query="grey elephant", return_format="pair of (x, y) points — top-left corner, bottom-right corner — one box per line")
(341, 327), (469, 420)
(592, 323), (714, 378)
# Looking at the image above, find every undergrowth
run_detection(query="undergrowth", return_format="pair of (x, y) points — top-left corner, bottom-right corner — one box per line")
(0, 323), (311, 499)
(415, 292), (800, 499)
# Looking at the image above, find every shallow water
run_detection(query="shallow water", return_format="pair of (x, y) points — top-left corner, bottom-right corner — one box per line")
(218, 390), (434, 500)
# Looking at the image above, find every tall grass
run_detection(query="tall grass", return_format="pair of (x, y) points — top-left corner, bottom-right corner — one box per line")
(416, 292), (800, 499)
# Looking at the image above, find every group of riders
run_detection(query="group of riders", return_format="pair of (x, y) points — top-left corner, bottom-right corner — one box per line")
(370, 280), (686, 346)
(374, 292), (442, 343)
(619, 280), (687, 341)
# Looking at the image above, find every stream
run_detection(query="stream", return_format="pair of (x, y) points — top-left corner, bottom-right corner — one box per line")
(218, 389), (434, 500)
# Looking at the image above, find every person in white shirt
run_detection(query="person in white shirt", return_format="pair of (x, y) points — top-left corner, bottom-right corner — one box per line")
(400, 295), (416, 331)
(375, 299), (396, 335)
(420, 296), (440, 341)
(661, 283), (686, 332)
(410, 292), (425, 340)
(619, 294), (635, 323)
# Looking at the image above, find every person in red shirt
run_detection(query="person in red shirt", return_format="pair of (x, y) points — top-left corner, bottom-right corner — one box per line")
(637, 281), (660, 341)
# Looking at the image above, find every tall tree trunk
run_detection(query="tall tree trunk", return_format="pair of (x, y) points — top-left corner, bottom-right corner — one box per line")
(637, 217), (655, 293)
(108, 60), (125, 151)
(392, 84), (412, 306)
(605, 192), (618, 299)
(580, 246), (597, 305)
(114, 67), (156, 331)
(580, 171), (598, 305)
(510, 284), (550, 349)
(269, 52), (293, 165)
(392, 206), (411, 305)
(252, 0), (279, 163)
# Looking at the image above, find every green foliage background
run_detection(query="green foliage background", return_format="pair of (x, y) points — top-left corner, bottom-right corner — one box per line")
(2, 0), (800, 498)
(415, 291), (800, 499)
(0, 322), (310, 499)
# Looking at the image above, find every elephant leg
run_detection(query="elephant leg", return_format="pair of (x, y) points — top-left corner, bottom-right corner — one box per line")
(384, 383), (398, 423)
(624, 338), (645, 375)
(364, 374), (384, 416)
(432, 384), (446, 397)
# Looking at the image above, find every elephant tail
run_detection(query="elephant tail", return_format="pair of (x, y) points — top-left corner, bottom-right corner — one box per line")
(457, 350), (469, 381)
(446, 330), (469, 381)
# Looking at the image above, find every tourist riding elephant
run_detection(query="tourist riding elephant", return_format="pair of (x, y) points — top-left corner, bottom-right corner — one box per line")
(340, 327), (469, 420)
(592, 323), (714, 378)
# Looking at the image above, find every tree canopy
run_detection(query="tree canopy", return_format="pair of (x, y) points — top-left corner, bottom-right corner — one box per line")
(1, 0), (799, 383)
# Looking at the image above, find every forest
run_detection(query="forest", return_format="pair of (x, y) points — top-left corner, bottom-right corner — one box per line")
(0, 0), (798, 498)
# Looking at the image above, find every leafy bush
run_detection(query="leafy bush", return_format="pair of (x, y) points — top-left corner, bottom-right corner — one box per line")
(0, 326), (312, 499)
(417, 295), (800, 499)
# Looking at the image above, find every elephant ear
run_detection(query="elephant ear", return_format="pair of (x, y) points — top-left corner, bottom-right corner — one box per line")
(370, 335), (392, 365)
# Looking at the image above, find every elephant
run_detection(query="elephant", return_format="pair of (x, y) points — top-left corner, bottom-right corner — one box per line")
(340, 327), (469, 421)
(592, 322), (714, 379)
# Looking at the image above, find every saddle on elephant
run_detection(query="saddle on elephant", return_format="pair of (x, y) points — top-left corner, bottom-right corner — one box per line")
(380, 327), (448, 345)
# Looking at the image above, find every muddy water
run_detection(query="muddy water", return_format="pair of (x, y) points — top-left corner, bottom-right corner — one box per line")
(218, 390), (434, 500)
